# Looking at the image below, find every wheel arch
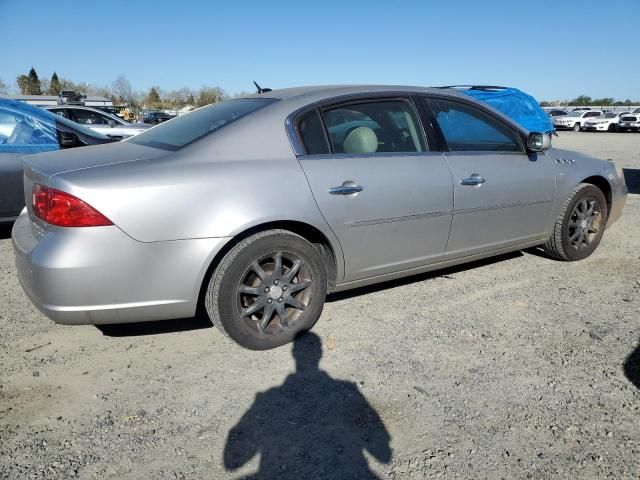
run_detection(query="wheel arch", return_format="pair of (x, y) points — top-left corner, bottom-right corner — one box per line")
(580, 175), (612, 212)
(195, 220), (343, 316)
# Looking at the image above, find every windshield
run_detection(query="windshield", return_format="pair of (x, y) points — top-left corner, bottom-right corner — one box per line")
(603, 113), (616, 118)
(98, 109), (129, 124)
(129, 98), (277, 150)
(567, 111), (584, 117)
(55, 113), (110, 138)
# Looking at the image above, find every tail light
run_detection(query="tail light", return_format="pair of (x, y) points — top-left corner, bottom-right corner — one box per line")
(32, 184), (113, 227)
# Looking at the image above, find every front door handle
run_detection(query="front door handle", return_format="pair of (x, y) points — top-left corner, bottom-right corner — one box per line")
(329, 181), (364, 196)
(460, 174), (486, 186)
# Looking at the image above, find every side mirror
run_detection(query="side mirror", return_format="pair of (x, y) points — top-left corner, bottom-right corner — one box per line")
(108, 120), (116, 127)
(527, 132), (551, 152)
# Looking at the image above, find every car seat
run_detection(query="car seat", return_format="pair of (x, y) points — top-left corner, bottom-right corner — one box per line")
(343, 126), (378, 154)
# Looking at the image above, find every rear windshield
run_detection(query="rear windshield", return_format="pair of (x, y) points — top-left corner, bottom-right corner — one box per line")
(128, 98), (277, 150)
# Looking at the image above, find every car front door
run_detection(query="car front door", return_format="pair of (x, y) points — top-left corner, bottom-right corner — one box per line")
(295, 97), (453, 282)
(424, 97), (556, 257)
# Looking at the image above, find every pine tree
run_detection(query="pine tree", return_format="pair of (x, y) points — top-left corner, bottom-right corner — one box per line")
(49, 72), (62, 95)
(27, 67), (42, 95)
(147, 87), (161, 106)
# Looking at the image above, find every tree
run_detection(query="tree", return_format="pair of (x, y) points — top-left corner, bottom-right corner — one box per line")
(0, 78), (8, 95)
(146, 86), (161, 106)
(49, 72), (62, 95)
(569, 95), (592, 106)
(593, 97), (614, 106)
(187, 93), (195, 105)
(16, 75), (30, 94)
(195, 86), (226, 107)
(112, 74), (133, 103)
(27, 67), (42, 95)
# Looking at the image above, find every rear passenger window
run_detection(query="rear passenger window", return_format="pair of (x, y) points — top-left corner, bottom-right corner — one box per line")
(429, 99), (523, 153)
(298, 110), (329, 154)
(322, 100), (426, 154)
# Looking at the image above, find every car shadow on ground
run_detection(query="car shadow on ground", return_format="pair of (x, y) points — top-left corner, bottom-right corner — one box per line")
(0, 223), (13, 240)
(96, 309), (213, 337)
(97, 251), (525, 337)
(327, 251), (523, 302)
(223, 332), (391, 479)
(623, 339), (640, 390)
(623, 168), (640, 195)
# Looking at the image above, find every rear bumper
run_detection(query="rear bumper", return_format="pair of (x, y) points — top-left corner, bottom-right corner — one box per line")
(12, 210), (228, 325)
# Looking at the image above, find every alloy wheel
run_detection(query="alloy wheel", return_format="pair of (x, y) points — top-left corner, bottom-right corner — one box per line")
(237, 251), (313, 335)
(567, 197), (602, 251)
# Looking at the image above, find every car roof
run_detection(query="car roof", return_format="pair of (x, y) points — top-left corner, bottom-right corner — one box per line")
(45, 105), (109, 114)
(239, 84), (468, 102)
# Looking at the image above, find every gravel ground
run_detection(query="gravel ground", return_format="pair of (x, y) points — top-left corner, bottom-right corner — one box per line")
(1, 132), (639, 479)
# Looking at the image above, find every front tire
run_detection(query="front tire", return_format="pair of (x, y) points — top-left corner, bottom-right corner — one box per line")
(543, 183), (608, 261)
(573, 122), (581, 132)
(205, 230), (327, 350)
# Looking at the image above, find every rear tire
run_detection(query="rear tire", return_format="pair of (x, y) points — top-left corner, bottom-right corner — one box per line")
(205, 230), (327, 350)
(543, 183), (608, 261)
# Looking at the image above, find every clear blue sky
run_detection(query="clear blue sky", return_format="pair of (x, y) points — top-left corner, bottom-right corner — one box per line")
(2, 0), (639, 100)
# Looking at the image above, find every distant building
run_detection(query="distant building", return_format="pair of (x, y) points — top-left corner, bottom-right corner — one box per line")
(12, 94), (113, 108)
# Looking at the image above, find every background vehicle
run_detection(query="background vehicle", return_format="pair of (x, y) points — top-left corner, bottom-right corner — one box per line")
(547, 109), (568, 117)
(46, 105), (150, 140)
(618, 114), (640, 132)
(142, 111), (175, 124)
(12, 86), (626, 350)
(0, 99), (113, 222)
(583, 111), (630, 132)
(553, 110), (603, 131)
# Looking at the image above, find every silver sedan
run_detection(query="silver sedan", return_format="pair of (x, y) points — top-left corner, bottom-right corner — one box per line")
(12, 86), (627, 350)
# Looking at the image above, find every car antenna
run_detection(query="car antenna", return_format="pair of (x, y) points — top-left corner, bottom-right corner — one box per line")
(253, 81), (272, 94)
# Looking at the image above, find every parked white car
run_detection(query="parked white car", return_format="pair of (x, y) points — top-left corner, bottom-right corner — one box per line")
(45, 106), (150, 140)
(618, 114), (640, 132)
(583, 111), (630, 132)
(553, 110), (603, 131)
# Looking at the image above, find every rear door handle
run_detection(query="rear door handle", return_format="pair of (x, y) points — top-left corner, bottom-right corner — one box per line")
(329, 181), (364, 196)
(460, 174), (486, 186)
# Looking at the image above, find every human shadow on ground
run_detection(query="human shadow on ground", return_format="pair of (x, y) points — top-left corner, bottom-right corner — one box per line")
(223, 332), (392, 479)
(623, 338), (640, 390)
(623, 168), (640, 195)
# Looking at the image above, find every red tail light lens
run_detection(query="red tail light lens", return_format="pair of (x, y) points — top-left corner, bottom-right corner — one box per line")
(32, 184), (113, 227)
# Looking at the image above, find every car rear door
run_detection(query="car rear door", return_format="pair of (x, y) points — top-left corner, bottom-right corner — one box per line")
(294, 96), (453, 282)
(423, 96), (556, 257)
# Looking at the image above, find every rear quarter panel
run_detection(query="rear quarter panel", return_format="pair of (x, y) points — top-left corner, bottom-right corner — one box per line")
(49, 108), (345, 277)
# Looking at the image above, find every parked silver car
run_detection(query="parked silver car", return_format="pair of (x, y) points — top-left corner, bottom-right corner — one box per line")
(45, 105), (150, 139)
(12, 85), (627, 349)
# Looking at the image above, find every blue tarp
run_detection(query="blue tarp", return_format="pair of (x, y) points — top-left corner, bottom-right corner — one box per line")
(463, 87), (554, 133)
(0, 98), (59, 152)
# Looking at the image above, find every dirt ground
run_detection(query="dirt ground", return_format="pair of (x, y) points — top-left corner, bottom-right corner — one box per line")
(1, 132), (639, 479)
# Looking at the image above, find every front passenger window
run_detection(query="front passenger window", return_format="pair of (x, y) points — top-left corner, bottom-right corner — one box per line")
(429, 99), (523, 153)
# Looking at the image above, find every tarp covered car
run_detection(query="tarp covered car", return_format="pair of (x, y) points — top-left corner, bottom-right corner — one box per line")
(444, 86), (554, 134)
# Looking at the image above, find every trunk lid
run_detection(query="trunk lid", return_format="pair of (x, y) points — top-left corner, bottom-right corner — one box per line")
(21, 141), (171, 219)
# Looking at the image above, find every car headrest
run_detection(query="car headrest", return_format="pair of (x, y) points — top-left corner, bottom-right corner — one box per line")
(343, 126), (378, 154)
